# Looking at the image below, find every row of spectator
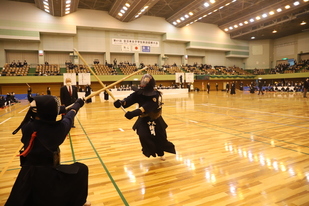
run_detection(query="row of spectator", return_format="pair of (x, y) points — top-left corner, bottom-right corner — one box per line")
(2, 59), (309, 76)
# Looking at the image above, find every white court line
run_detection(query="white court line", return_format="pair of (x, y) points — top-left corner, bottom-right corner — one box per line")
(118, 128), (124, 132)
(189, 120), (198, 123)
(206, 105), (309, 119)
(18, 107), (29, 113)
(0, 117), (11, 125)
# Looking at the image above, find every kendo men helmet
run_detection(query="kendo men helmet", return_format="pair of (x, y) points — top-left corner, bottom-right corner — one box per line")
(140, 74), (156, 96)
(30, 95), (61, 121)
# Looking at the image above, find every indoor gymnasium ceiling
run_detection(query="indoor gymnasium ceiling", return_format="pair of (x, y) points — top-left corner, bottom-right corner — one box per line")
(9, 0), (309, 40)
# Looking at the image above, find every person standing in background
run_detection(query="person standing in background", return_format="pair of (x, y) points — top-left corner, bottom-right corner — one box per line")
(47, 87), (51, 95)
(230, 81), (236, 95)
(60, 78), (78, 128)
(27, 85), (32, 102)
(303, 78), (309, 98)
(258, 80), (264, 95)
(85, 84), (92, 103)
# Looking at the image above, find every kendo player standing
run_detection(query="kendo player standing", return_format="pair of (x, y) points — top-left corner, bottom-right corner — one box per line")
(6, 95), (90, 206)
(113, 74), (176, 160)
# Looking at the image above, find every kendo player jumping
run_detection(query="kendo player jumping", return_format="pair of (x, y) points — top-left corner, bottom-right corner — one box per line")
(114, 74), (176, 160)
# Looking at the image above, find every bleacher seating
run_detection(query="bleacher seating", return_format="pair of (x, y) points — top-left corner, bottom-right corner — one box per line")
(94, 64), (117, 75)
(36, 64), (60, 76)
(1, 63), (29, 76)
(66, 64), (89, 74)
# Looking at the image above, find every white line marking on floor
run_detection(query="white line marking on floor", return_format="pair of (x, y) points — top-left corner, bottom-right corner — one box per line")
(0, 118), (11, 125)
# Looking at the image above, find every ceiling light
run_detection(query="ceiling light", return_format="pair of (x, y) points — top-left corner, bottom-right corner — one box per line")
(277, 8), (282, 12)
(262, 13), (267, 18)
(180, 17), (185, 21)
(304, 0), (309, 2)
(256, 16), (261, 20)
(293, 1), (300, 6)
(234, 25), (238, 28)
(176, 19), (181, 23)
(189, 12), (194, 16)
(210, 0), (216, 3)
(251, 36), (255, 39)
(239, 23), (243, 26)
(272, 30), (277, 33)
(173, 22), (177, 25)
(125, 3), (130, 7)
(123, 6), (128, 10)
(269, 11), (275, 15)
(185, 14), (189, 18)
(204, 2), (210, 7)
(300, 21), (307, 25)
(224, 28), (229, 31)
(285, 5), (291, 9)
(118, 13), (123, 16)
(229, 26), (233, 30)
(249, 18), (255, 22)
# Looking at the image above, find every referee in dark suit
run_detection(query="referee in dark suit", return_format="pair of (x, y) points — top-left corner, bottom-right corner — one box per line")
(60, 78), (78, 127)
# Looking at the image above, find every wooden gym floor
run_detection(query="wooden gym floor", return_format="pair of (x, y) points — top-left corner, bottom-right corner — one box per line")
(1, 90), (309, 206)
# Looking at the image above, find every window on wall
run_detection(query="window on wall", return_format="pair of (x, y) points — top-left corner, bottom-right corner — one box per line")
(6, 50), (38, 66)
(188, 56), (203, 65)
(44, 52), (71, 66)
(139, 54), (159, 66)
(164, 56), (182, 66)
(110, 53), (134, 65)
(79, 52), (105, 65)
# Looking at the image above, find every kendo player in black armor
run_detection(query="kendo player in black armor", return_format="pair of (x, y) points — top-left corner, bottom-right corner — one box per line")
(6, 95), (90, 206)
(113, 74), (176, 160)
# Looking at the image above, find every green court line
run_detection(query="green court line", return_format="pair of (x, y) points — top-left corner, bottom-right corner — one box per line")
(67, 133), (76, 162)
(75, 117), (129, 206)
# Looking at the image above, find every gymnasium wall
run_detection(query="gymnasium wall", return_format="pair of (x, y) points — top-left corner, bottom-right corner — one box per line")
(0, 0), (249, 69)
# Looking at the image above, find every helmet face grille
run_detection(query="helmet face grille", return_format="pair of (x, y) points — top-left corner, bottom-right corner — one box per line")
(140, 74), (153, 87)
(32, 95), (60, 121)
(140, 74), (156, 96)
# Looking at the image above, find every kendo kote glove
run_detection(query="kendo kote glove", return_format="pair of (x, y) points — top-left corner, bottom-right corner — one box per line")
(70, 98), (85, 113)
(114, 99), (125, 108)
(75, 98), (85, 107)
(125, 109), (142, 120)
(59, 105), (66, 114)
